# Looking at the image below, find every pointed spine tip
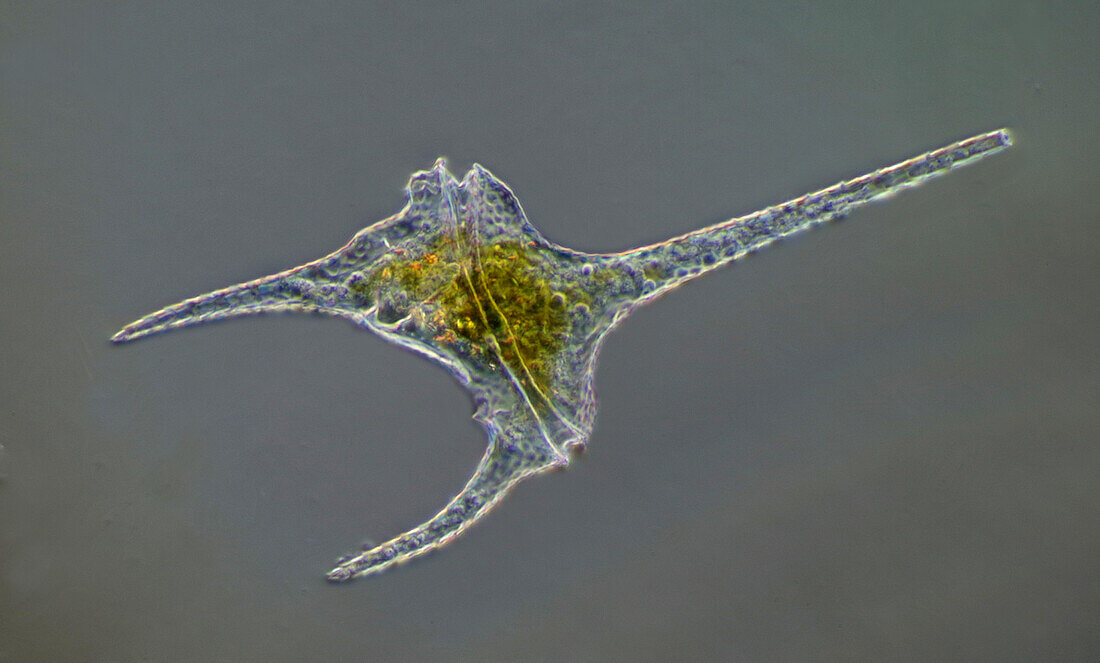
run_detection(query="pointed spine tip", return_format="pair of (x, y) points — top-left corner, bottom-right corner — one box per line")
(325, 567), (353, 583)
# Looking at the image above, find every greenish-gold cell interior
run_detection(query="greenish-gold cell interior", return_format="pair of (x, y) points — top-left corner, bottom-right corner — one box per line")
(365, 236), (588, 404)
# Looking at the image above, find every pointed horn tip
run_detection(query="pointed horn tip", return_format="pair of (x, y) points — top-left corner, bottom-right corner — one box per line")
(325, 568), (353, 583)
(110, 321), (152, 343)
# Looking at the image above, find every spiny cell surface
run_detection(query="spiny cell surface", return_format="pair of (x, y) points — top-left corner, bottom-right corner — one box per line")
(112, 129), (1012, 581)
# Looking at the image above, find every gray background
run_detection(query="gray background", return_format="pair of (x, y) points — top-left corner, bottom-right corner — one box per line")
(2, 2), (1097, 661)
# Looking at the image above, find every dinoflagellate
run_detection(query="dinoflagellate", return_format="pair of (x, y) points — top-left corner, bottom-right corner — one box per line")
(112, 129), (1012, 581)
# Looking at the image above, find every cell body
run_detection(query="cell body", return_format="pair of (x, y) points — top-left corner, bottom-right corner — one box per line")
(112, 129), (1012, 581)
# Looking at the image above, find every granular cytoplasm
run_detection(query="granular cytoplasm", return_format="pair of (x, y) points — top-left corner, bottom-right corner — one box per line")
(112, 129), (1012, 582)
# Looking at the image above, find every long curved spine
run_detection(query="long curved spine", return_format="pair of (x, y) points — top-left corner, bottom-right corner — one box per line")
(617, 129), (1012, 302)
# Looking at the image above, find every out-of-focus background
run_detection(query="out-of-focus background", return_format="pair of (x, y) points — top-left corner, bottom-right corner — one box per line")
(2, 2), (1097, 661)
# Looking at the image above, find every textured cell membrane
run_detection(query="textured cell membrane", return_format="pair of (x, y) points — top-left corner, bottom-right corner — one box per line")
(113, 129), (1012, 581)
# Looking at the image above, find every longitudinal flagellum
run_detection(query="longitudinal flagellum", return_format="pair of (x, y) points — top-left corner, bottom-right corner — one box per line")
(112, 129), (1012, 581)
